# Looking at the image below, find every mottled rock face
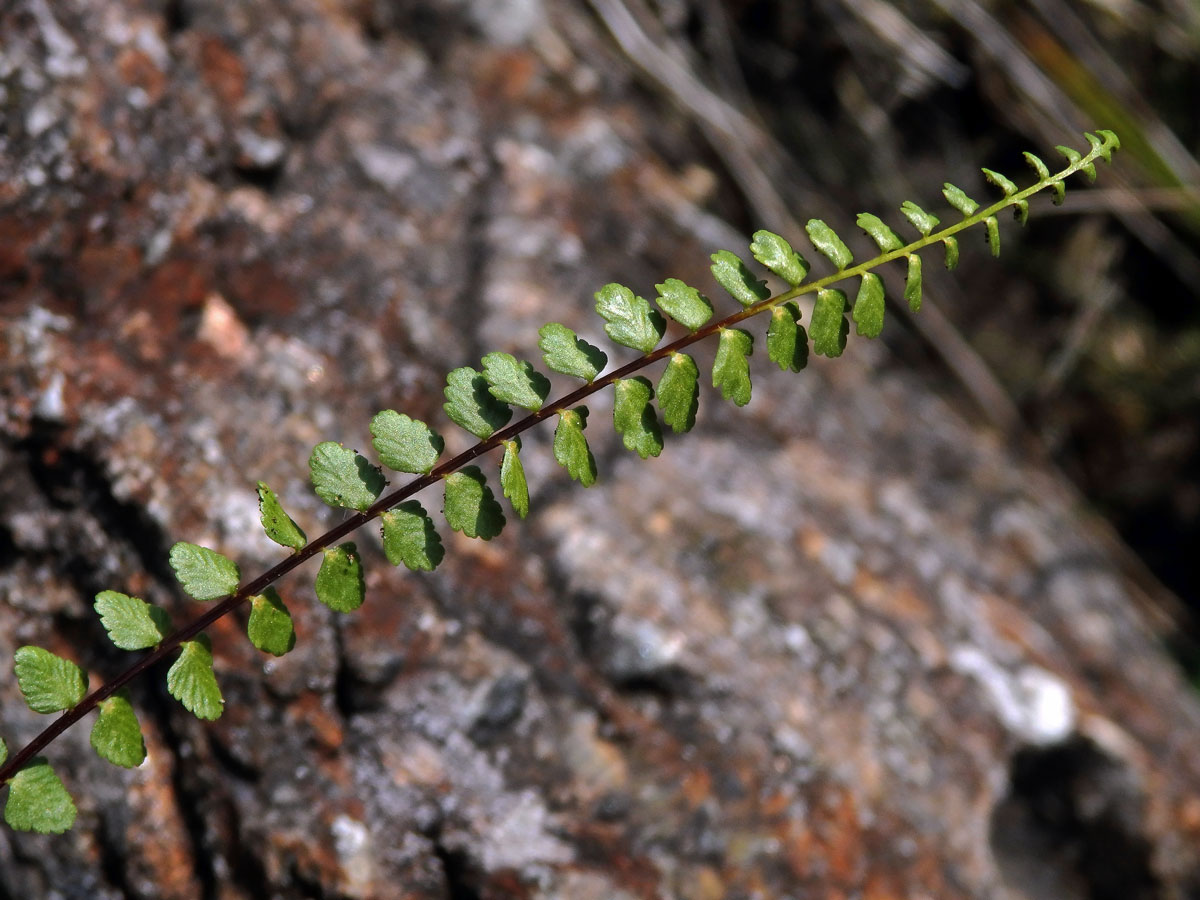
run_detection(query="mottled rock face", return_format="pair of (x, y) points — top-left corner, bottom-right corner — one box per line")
(2, 1), (1199, 898)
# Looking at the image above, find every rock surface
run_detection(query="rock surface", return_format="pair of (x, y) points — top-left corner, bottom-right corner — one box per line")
(2, 1), (1199, 898)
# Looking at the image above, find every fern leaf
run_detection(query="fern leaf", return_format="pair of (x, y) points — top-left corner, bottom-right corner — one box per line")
(710, 250), (770, 307)
(1057, 144), (1097, 181)
(482, 352), (551, 412)
(1090, 130), (1120, 162)
(767, 302), (808, 372)
(856, 213), (904, 253)
(256, 481), (307, 551)
(852, 273), (885, 338)
(166, 634), (223, 720)
(900, 201), (940, 236)
(613, 376), (663, 459)
(982, 168), (1029, 224)
(308, 443), (385, 513)
(94, 590), (171, 651)
(14, 647), (87, 714)
(981, 167), (1018, 196)
(500, 440), (530, 519)
(985, 216), (1001, 257)
(943, 237), (960, 270)
(594, 283), (666, 353)
(750, 230), (809, 286)
(370, 411), (444, 475)
(315, 543), (365, 612)
(443, 466), (505, 540)
(811, 288), (849, 358)
(1026, 148), (1065, 204)
(169, 542), (240, 601)
(247, 587), (296, 656)
(655, 278), (713, 331)
(1023, 151), (1050, 180)
(553, 408), (597, 486)
(942, 183), (979, 216)
(381, 501), (445, 571)
(805, 219), (853, 270)
(905, 254), (923, 312)
(0, 738), (5, 766)
(537, 323), (607, 382)
(90, 692), (146, 768)
(657, 352), (700, 432)
(444, 367), (513, 439)
(4, 759), (76, 833)
(712, 328), (754, 407)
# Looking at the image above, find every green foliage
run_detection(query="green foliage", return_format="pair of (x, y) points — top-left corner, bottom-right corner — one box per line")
(247, 588), (296, 656)
(482, 353), (551, 412)
(981, 167), (1018, 197)
(443, 467), (505, 539)
(1057, 144), (1095, 181)
(90, 692), (146, 768)
(538, 323), (607, 382)
(315, 543), (365, 612)
(985, 216), (1001, 257)
(805, 219), (853, 270)
(0, 130), (1125, 836)
(905, 254), (923, 312)
(712, 328), (754, 406)
(256, 481), (308, 551)
(657, 352), (700, 432)
(14, 647), (87, 714)
(167, 634), (223, 721)
(710, 250), (770, 306)
(554, 408), (598, 486)
(943, 236), (960, 270)
(444, 367), (513, 439)
(655, 278), (713, 331)
(810, 289), (849, 358)
(856, 213), (904, 253)
(595, 283), (665, 353)
(94, 590), (171, 651)
(613, 376), (663, 459)
(900, 201), (939, 236)
(4, 760), (75, 833)
(1023, 151), (1050, 180)
(983, 167), (1028, 224)
(308, 442), (386, 512)
(381, 501), (445, 571)
(942, 183), (979, 216)
(500, 440), (530, 518)
(371, 411), (444, 475)
(852, 274), (885, 338)
(170, 542), (240, 602)
(766, 302), (808, 372)
(750, 230), (809, 286)
(1084, 131), (1115, 162)
(1026, 151), (1065, 204)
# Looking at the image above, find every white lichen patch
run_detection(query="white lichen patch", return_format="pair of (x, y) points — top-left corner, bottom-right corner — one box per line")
(478, 790), (574, 871)
(330, 814), (376, 897)
(950, 645), (1076, 745)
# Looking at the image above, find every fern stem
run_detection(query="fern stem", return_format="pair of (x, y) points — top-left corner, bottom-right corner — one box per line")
(0, 136), (1112, 787)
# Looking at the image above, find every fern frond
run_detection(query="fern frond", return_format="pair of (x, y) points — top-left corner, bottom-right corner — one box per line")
(0, 130), (1122, 833)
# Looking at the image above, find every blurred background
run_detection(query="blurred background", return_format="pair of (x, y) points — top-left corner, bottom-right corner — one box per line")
(577, 0), (1200, 667)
